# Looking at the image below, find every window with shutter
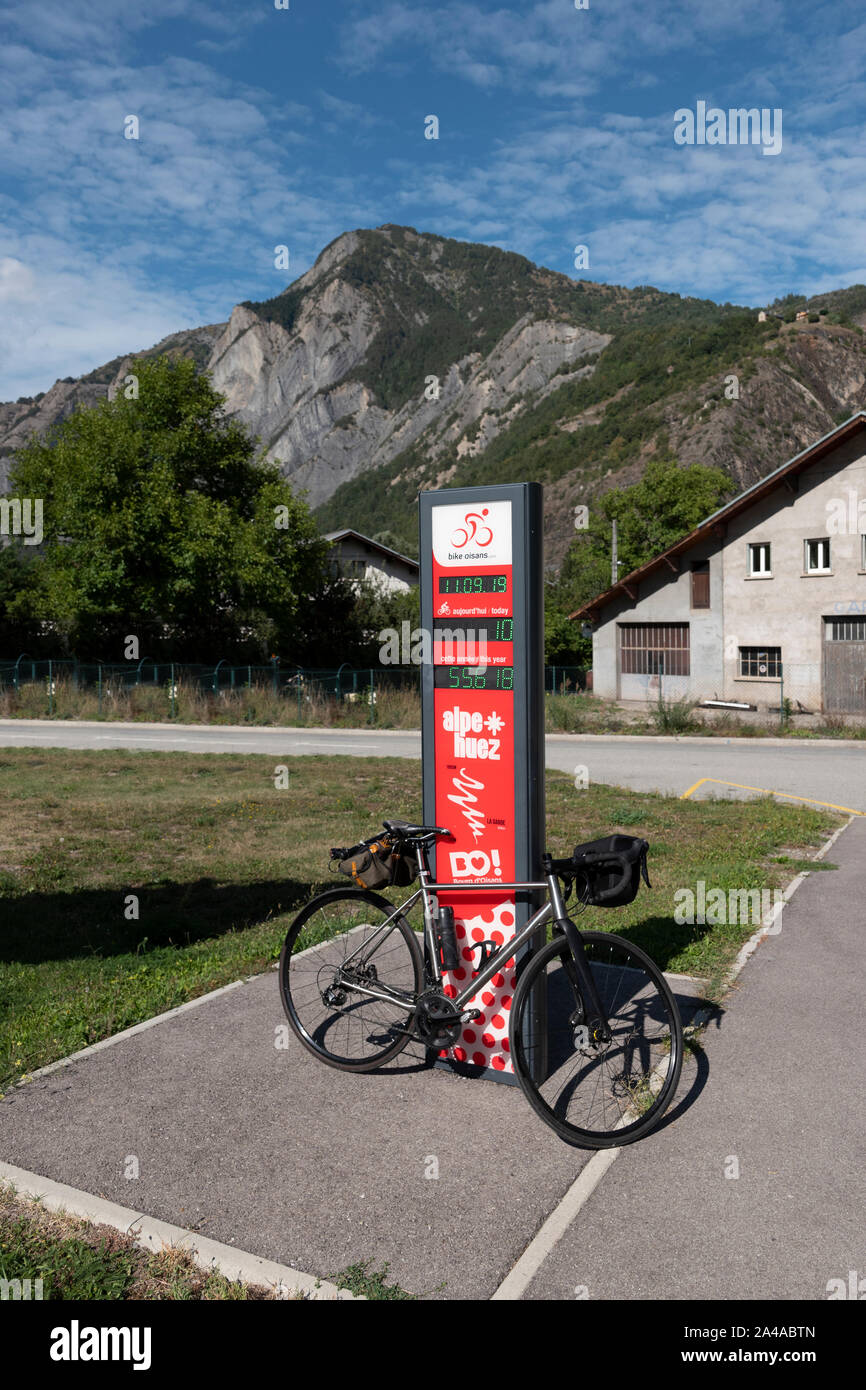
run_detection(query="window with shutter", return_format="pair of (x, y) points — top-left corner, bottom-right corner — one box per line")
(691, 561), (710, 608)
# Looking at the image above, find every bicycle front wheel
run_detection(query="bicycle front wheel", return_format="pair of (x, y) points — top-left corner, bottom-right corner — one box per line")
(279, 888), (423, 1072)
(511, 931), (683, 1148)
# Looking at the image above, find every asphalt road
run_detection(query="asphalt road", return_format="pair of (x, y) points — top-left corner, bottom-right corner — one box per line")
(1, 720), (863, 814)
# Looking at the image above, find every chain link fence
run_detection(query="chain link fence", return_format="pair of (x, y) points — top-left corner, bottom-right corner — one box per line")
(0, 655), (591, 717)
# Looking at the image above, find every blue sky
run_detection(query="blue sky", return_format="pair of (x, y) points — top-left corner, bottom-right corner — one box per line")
(2, 0), (865, 398)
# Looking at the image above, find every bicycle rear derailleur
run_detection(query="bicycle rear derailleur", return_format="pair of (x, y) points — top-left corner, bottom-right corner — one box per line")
(415, 991), (481, 1050)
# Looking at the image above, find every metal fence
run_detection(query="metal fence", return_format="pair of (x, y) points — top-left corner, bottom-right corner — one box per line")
(0, 654), (591, 716)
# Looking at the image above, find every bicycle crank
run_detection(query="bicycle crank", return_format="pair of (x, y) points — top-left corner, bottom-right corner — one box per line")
(415, 992), (480, 1050)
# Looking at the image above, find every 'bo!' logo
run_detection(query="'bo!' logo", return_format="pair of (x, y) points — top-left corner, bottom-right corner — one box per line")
(450, 849), (502, 878)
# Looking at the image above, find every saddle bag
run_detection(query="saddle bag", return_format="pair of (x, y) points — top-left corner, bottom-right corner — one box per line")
(338, 839), (417, 890)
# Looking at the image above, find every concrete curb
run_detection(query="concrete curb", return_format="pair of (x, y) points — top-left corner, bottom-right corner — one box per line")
(2, 719), (864, 749)
(0, 718), (416, 738)
(16, 976), (255, 1086)
(544, 732), (866, 748)
(0, 1162), (360, 1300)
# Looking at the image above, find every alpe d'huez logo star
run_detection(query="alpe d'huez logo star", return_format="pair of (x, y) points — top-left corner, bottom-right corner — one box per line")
(441, 705), (506, 759)
(449, 508), (493, 549)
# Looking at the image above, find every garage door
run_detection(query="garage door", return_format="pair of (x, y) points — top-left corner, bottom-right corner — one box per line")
(823, 618), (866, 713)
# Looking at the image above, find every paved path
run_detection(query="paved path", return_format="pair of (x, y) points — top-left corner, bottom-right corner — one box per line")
(2, 719), (863, 1297)
(1, 720), (864, 813)
(523, 816), (866, 1300)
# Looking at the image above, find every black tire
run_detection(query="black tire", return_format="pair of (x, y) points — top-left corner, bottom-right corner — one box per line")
(278, 887), (423, 1072)
(510, 930), (684, 1148)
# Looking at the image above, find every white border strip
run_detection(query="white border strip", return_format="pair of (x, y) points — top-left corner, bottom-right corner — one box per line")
(0, 1162), (359, 1300)
(490, 1148), (619, 1300)
(20, 978), (252, 1084)
(489, 816), (857, 1300)
(14, 924), (370, 1088)
(726, 813), (854, 985)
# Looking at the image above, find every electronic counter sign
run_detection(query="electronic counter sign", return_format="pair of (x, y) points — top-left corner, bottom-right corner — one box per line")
(420, 483), (546, 1082)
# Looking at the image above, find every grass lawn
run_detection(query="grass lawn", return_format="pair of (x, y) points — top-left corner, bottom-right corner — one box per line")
(0, 1182), (417, 1301)
(0, 748), (842, 1095)
(0, 1183), (287, 1300)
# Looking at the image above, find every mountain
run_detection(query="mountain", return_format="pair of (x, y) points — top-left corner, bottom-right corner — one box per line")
(3, 225), (866, 569)
(0, 323), (225, 491)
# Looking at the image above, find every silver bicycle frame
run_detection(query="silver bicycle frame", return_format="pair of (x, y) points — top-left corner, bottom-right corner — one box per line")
(337, 841), (565, 1015)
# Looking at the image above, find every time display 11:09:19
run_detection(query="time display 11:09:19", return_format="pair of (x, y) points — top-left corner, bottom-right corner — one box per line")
(434, 666), (514, 690)
(438, 574), (507, 594)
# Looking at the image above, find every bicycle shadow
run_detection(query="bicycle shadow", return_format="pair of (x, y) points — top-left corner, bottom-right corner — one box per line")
(0, 877), (325, 966)
(524, 968), (722, 1142)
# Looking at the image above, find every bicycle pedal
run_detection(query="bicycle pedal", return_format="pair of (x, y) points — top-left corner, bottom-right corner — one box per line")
(460, 1009), (483, 1024)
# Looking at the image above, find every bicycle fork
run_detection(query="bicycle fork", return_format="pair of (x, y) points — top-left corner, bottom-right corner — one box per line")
(543, 859), (612, 1048)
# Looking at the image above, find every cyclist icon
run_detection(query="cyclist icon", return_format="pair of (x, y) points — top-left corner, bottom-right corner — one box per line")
(450, 508), (493, 548)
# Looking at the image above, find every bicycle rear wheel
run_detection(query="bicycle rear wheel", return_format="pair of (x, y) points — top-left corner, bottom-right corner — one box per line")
(511, 931), (683, 1147)
(279, 888), (423, 1072)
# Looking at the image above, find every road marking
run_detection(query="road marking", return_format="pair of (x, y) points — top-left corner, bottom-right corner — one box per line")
(680, 776), (864, 817)
(291, 740), (375, 748)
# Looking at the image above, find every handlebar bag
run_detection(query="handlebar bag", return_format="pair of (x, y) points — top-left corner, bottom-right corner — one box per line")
(572, 834), (650, 907)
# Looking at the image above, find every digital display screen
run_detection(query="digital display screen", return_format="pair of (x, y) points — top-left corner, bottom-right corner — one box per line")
(433, 665), (515, 690)
(434, 618), (514, 642)
(438, 574), (508, 594)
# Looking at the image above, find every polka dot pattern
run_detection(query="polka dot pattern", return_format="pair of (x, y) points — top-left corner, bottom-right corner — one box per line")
(440, 898), (517, 1074)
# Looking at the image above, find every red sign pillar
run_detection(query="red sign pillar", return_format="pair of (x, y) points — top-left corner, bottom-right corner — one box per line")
(420, 485), (545, 1082)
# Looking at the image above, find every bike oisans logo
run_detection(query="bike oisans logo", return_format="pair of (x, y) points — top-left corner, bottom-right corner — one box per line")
(449, 847), (503, 880)
(431, 500), (512, 567)
(50, 1319), (152, 1370)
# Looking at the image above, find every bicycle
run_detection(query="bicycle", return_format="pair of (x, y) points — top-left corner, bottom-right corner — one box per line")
(278, 820), (684, 1148)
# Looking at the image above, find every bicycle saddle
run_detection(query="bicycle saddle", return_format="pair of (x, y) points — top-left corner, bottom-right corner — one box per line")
(382, 819), (450, 840)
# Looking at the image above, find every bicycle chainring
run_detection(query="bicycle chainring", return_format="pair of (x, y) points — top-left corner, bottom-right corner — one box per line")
(414, 991), (464, 1050)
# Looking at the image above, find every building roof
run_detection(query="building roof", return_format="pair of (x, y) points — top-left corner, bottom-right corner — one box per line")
(324, 529), (419, 572)
(569, 412), (866, 620)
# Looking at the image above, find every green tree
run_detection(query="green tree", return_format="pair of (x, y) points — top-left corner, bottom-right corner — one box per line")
(9, 357), (331, 660)
(552, 456), (733, 619)
(0, 544), (39, 652)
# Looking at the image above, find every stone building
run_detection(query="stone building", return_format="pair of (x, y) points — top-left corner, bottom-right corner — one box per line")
(325, 529), (418, 594)
(572, 415), (866, 714)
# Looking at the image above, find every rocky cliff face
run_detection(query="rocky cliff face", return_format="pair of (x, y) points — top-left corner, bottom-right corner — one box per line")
(3, 224), (865, 571)
(206, 228), (611, 507)
(0, 323), (225, 490)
